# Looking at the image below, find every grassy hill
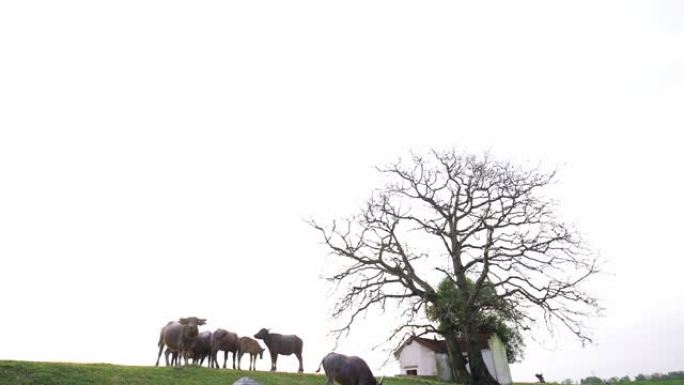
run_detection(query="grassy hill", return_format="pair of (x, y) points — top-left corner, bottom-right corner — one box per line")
(3, 361), (683, 385)
(0, 360), (445, 385)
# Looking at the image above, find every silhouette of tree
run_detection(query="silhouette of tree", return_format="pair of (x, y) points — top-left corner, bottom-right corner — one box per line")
(311, 150), (602, 385)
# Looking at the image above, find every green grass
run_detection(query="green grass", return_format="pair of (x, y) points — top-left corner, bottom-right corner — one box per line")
(629, 382), (684, 385)
(540, 382), (684, 385)
(4, 361), (683, 385)
(0, 360), (445, 385)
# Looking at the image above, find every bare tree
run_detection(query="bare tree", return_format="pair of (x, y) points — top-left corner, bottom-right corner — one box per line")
(310, 150), (601, 385)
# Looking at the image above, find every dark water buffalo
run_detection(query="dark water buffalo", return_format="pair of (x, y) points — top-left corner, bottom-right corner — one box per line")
(155, 317), (206, 367)
(211, 328), (239, 369)
(190, 330), (213, 367)
(164, 347), (179, 366)
(254, 328), (303, 372)
(238, 336), (265, 371)
(316, 352), (384, 385)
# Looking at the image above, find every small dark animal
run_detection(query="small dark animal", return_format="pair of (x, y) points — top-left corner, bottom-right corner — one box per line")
(211, 328), (239, 369)
(191, 330), (213, 367)
(155, 317), (206, 367)
(254, 328), (303, 372)
(316, 352), (384, 385)
(536, 374), (546, 383)
(238, 336), (265, 371)
(164, 347), (179, 366)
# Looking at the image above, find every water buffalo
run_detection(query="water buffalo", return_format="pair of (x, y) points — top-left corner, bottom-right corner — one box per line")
(164, 347), (179, 366)
(254, 328), (303, 372)
(238, 336), (265, 371)
(190, 330), (213, 367)
(155, 317), (206, 367)
(211, 328), (239, 369)
(316, 352), (384, 385)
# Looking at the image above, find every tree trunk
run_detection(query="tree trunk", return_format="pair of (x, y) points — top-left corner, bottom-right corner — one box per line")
(459, 307), (500, 385)
(444, 330), (472, 384)
(465, 328), (500, 385)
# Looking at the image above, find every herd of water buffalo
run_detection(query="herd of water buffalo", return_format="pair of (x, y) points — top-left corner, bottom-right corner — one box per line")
(154, 317), (301, 371)
(154, 316), (385, 385)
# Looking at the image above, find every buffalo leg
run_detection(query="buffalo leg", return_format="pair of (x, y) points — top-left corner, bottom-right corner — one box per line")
(238, 351), (243, 370)
(156, 344), (165, 367)
(232, 351), (236, 369)
(270, 352), (277, 371)
(223, 350), (228, 369)
(211, 350), (218, 369)
(296, 352), (303, 373)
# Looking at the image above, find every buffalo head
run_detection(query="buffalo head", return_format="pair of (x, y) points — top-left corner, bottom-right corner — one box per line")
(179, 317), (206, 338)
(254, 328), (270, 340)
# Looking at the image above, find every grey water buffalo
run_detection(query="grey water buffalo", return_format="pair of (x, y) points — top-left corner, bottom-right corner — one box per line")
(191, 330), (213, 367)
(155, 317), (206, 367)
(316, 352), (384, 385)
(254, 328), (303, 372)
(237, 336), (265, 371)
(211, 328), (239, 369)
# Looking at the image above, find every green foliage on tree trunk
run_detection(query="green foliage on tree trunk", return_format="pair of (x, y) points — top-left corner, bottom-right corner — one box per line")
(426, 278), (525, 363)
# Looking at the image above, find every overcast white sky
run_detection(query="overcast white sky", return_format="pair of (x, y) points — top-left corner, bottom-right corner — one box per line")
(1, 1), (683, 383)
